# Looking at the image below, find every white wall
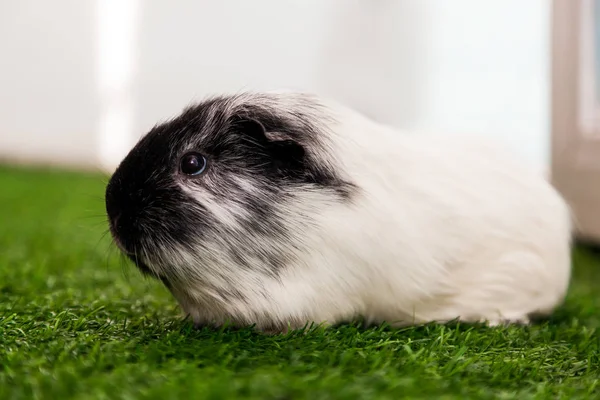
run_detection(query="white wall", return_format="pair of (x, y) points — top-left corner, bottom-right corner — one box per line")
(0, 1), (99, 168)
(0, 0), (550, 173)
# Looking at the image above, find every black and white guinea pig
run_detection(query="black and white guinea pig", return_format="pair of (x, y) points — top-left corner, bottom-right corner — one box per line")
(105, 91), (572, 333)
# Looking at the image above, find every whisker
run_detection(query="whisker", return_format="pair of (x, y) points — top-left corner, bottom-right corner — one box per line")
(119, 251), (133, 283)
(92, 229), (112, 255)
(76, 214), (109, 221)
(104, 240), (117, 275)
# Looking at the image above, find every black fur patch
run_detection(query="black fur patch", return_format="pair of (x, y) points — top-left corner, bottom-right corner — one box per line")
(105, 93), (356, 280)
(105, 128), (216, 269)
(172, 95), (351, 192)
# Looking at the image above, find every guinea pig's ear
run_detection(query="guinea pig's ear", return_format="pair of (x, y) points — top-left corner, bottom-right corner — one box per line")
(233, 116), (306, 166)
(233, 116), (271, 143)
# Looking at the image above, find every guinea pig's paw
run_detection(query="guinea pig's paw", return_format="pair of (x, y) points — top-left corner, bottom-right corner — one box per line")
(192, 321), (218, 330)
(485, 316), (531, 328)
(260, 326), (291, 336)
(256, 319), (318, 335)
(188, 313), (229, 331)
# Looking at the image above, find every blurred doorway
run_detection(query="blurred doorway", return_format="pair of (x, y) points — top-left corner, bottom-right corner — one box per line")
(552, 0), (600, 243)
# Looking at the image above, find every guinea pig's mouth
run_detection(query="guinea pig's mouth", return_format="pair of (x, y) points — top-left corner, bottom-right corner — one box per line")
(111, 236), (159, 278)
(109, 230), (170, 287)
(106, 213), (172, 285)
(108, 226), (151, 274)
(124, 252), (153, 276)
(125, 252), (171, 287)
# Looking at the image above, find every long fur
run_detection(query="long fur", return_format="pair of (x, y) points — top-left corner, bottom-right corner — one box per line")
(105, 91), (572, 333)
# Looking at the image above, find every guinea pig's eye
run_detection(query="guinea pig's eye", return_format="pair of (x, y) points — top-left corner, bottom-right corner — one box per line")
(180, 152), (207, 176)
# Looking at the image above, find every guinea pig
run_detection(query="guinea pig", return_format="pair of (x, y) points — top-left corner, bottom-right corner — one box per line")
(105, 91), (572, 333)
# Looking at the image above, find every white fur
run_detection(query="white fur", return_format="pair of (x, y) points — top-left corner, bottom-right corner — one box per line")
(165, 93), (572, 332)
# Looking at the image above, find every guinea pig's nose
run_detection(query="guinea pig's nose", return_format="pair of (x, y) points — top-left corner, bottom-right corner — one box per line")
(107, 211), (141, 255)
(109, 212), (121, 232)
(105, 180), (120, 219)
(105, 180), (139, 253)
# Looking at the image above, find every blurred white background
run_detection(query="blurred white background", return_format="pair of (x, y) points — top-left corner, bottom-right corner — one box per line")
(0, 0), (549, 173)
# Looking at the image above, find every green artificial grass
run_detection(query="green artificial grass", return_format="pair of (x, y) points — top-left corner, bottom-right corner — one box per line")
(0, 164), (599, 400)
